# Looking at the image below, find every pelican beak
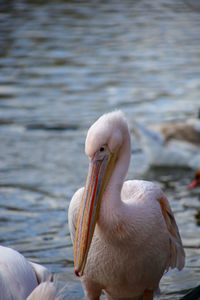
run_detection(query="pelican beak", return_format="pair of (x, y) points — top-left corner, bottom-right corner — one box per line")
(74, 149), (119, 277)
(187, 180), (198, 189)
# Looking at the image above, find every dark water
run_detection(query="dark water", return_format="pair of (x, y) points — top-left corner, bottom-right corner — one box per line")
(0, 0), (200, 299)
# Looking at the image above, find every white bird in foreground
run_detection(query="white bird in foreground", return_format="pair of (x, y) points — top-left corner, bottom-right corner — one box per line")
(132, 118), (200, 169)
(68, 111), (185, 300)
(0, 245), (56, 300)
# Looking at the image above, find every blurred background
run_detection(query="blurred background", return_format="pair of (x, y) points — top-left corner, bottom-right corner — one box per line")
(0, 0), (200, 299)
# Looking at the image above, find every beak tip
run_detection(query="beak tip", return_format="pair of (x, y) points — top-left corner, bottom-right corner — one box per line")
(75, 269), (79, 277)
(75, 269), (82, 277)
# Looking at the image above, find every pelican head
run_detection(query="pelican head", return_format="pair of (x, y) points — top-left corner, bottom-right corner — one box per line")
(74, 111), (129, 276)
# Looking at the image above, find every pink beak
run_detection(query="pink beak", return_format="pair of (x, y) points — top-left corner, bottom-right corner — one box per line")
(187, 180), (198, 189)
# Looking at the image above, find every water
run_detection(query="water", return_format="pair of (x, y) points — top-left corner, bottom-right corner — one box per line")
(0, 0), (200, 298)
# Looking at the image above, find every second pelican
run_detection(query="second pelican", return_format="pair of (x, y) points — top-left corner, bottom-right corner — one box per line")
(68, 111), (185, 300)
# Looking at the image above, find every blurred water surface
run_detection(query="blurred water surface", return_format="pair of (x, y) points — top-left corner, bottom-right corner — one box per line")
(0, 0), (200, 299)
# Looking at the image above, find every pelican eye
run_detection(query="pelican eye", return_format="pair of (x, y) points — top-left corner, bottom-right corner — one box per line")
(94, 145), (108, 161)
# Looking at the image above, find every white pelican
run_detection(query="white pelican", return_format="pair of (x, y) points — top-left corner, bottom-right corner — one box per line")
(68, 111), (185, 300)
(0, 245), (56, 300)
(132, 118), (200, 169)
(187, 169), (200, 189)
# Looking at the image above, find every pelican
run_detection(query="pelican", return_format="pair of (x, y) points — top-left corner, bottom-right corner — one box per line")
(187, 169), (200, 189)
(132, 118), (200, 169)
(68, 111), (185, 300)
(0, 245), (57, 300)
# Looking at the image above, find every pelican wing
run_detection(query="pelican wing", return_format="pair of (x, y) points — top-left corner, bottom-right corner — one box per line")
(160, 121), (200, 146)
(29, 262), (53, 284)
(27, 282), (57, 300)
(158, 197), (185, 271)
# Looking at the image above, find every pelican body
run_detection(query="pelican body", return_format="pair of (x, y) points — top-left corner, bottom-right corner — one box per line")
(132, 119), (200, 169)
(68, 111), (185, 300)
(0, 245), (55, 300)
